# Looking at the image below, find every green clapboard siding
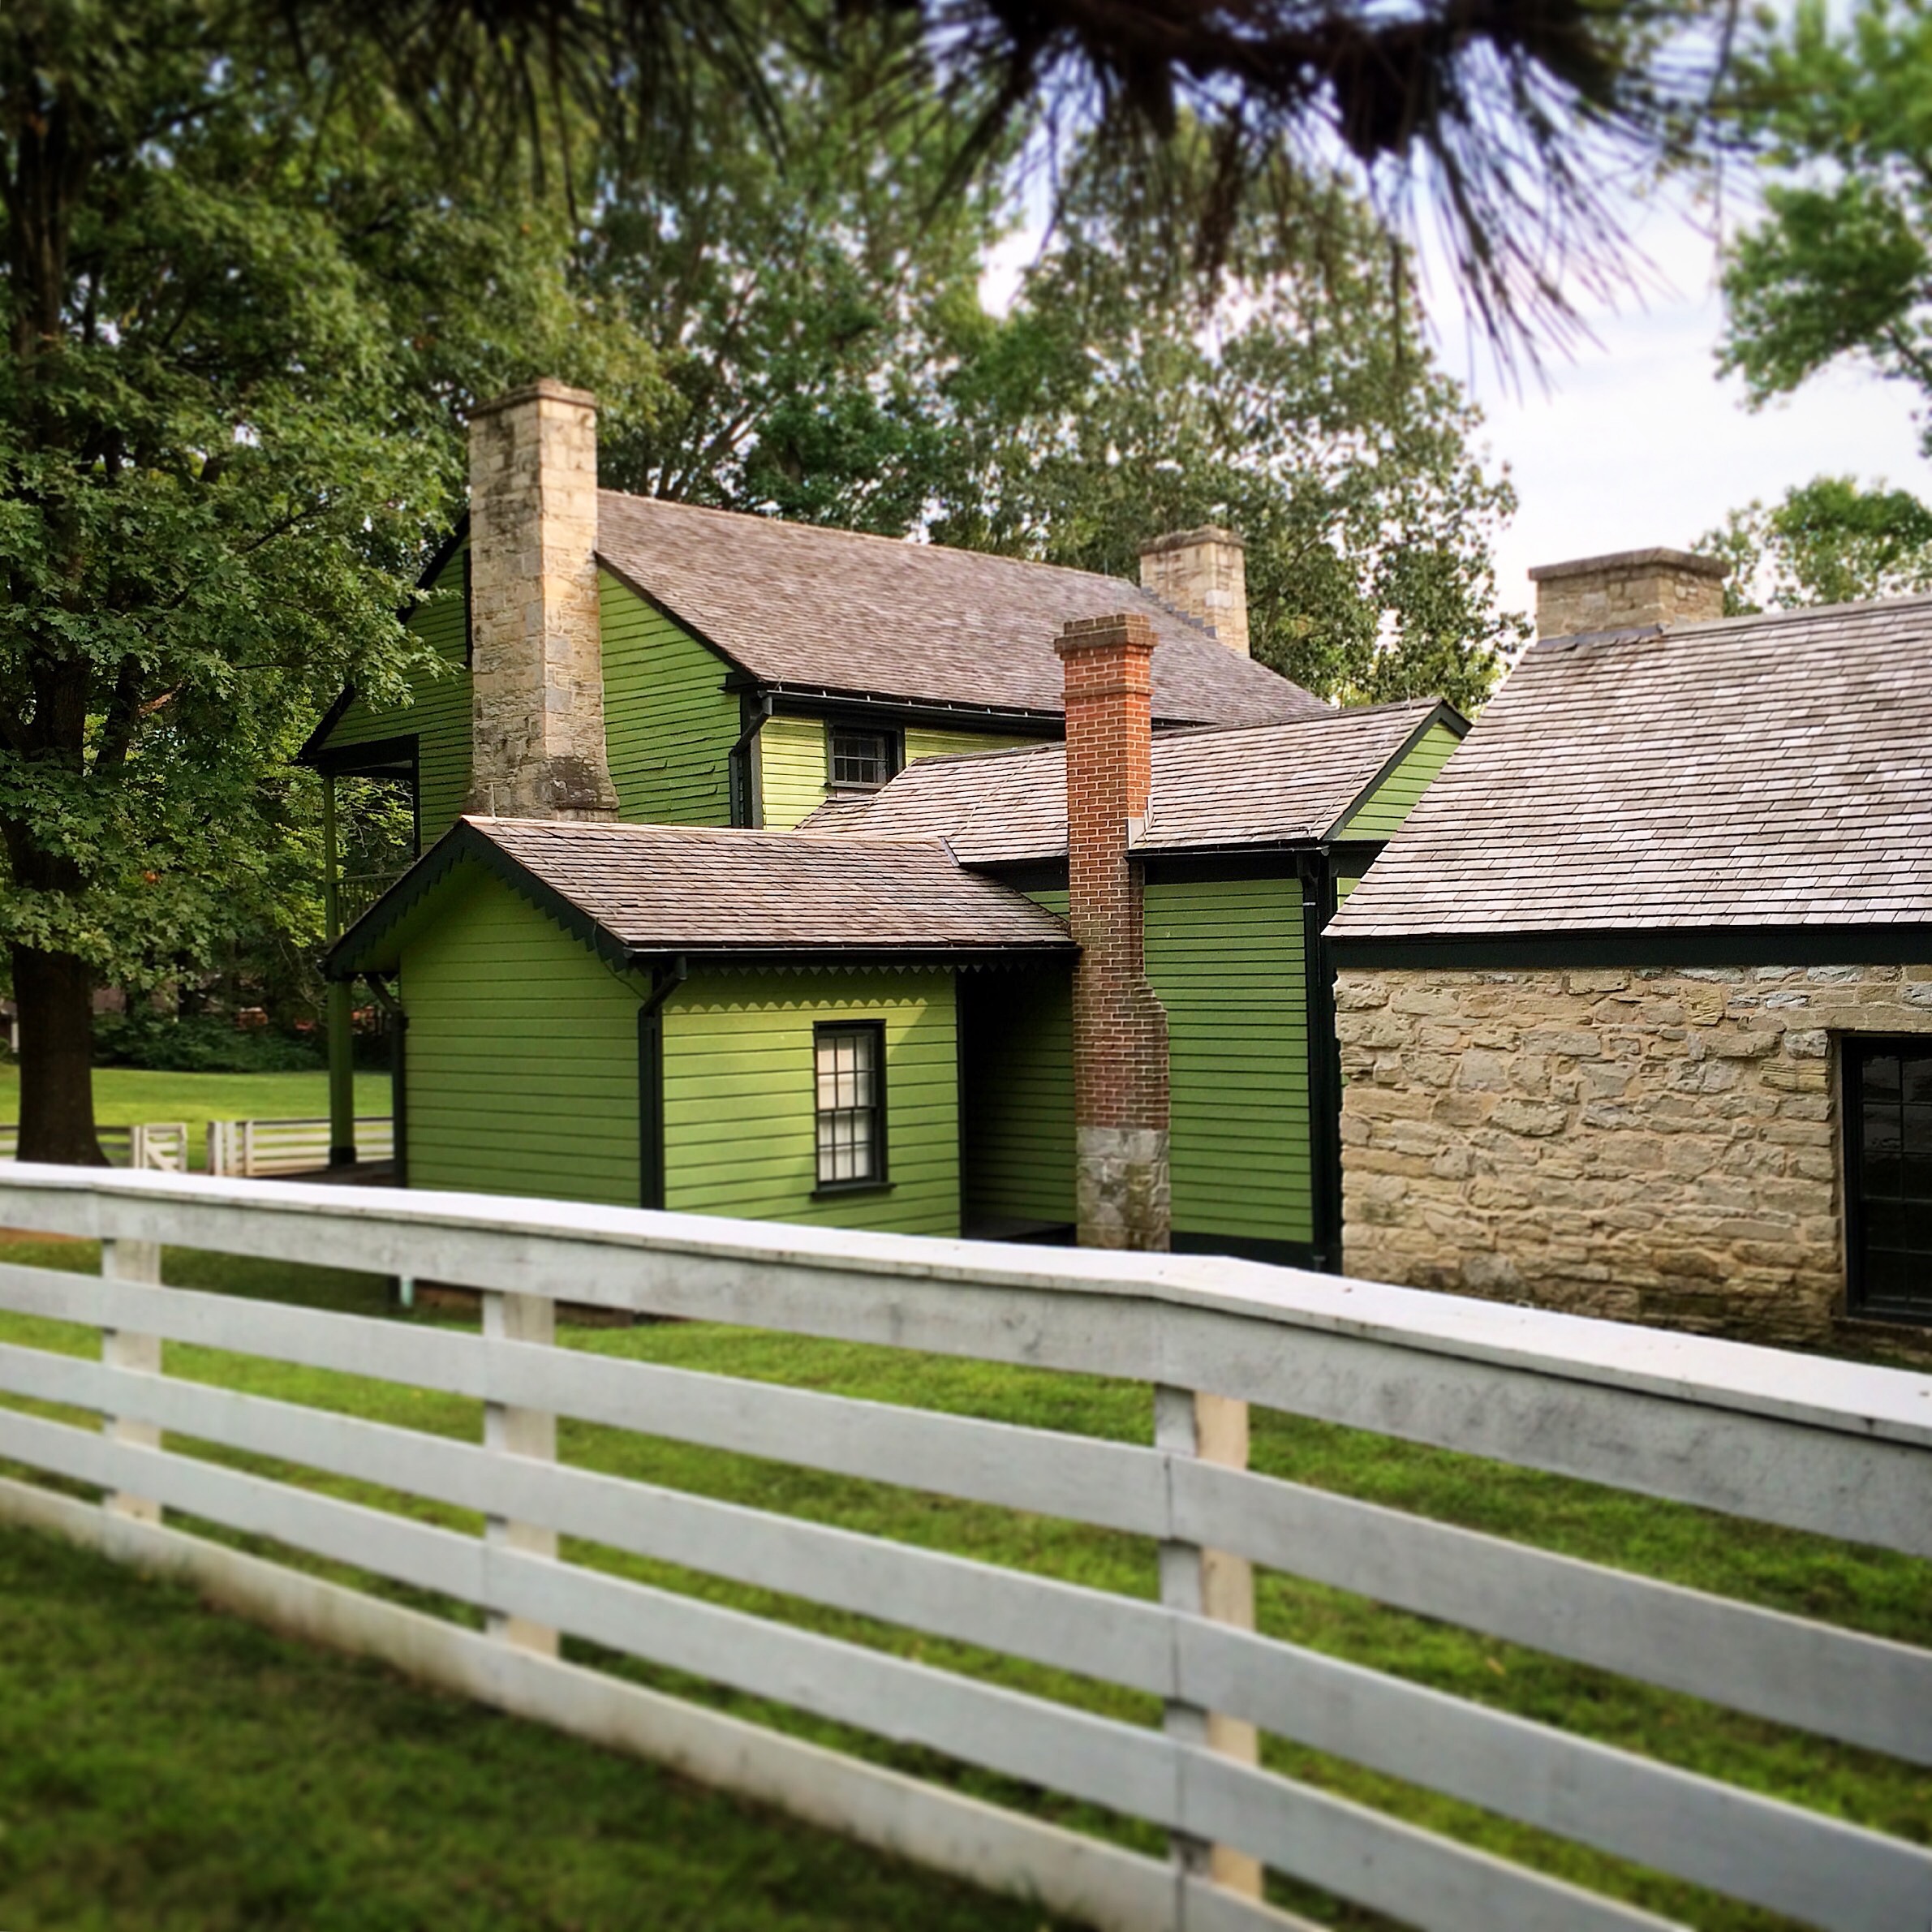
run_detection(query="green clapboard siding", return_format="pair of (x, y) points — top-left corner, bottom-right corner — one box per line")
(758, 715), (830, 829)
(600, 572), (738, 826)
(1144, 876), (1310, 1246)
(903, 726), (1040, 766)
(759, 718), (1050, 829)
(663, 969), (959, 1236)
(1338, 720), (1461, 838)
(400, 866), (643, 1207)
(962, 889), (1073, 1230)
(321, 544), (472, 841)
(962, 966), (1075, 1230)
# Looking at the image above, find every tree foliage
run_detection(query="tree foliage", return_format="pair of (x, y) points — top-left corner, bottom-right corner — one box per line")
(1697, 475), (1932, 613)
(1719, 0), (1932, 447)
(0, 2), (648, 1155)
(927, 148), (1523, 710)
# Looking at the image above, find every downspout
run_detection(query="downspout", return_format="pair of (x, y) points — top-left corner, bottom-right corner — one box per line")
(364, 973), (408, 1190)
(1301, 851), (1343, 1275)
(729, 693), (772, 828)
(635, 954), (689, 1210)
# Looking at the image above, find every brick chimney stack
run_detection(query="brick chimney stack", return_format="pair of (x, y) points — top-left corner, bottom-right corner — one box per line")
(1055, 612), (1170, 1251)
(465, 378), (619, 820)
(1529, 548), (1727, 639)
(1138, 526), (1250, 657)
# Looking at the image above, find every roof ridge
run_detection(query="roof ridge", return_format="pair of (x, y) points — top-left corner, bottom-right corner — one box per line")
(597, 488), (1158, 601)
(470, 812), (975, 858)
(1537, 587), (1932, 650)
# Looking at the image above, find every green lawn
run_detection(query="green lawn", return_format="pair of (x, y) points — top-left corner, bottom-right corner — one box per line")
(0, 1525), (1055, 1932)
(1, 1241), (1927, 1930)
(0, 1066), (391, 1169)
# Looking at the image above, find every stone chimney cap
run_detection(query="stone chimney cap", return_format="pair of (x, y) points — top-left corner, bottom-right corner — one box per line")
(1138, 524), (1246, 557)
(470, 377), (598, 421)
(1529, 546), (1724, 584)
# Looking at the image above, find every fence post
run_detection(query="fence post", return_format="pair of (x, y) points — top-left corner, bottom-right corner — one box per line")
(101, 1237), (164, 1525)
(1155, 1385), (1262, 1900)
(481, 1289), (559, 1657)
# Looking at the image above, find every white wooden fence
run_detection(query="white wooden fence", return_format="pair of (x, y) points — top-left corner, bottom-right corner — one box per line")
(0, 1123), (188, 1172)
(0, 1166), (1926, 1932)
(206, 1116), (393, 1177)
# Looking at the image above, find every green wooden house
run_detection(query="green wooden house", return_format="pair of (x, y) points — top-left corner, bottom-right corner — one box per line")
(313, 380), (1465, 1266)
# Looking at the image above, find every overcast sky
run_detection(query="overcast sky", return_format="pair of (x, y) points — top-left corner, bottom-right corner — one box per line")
(981, 184), (1932, 628)
(1441, 200), (1932, 621)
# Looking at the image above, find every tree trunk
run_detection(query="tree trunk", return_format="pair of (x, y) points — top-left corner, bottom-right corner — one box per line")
(11, 943), (104, 1164)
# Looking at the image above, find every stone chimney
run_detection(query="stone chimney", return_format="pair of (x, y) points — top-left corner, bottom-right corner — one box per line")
(1529, 548), (1727, 640)
(1055, 612), (1170, 1251)
(465, 378), (618, 820)
(1138, 526), (1250, 657)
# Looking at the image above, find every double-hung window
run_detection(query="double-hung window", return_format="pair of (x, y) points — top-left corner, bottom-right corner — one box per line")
(1844, 1035), (1932, 1323)
(828, 727), (892, 790)
(815, 1022), (886, 1189)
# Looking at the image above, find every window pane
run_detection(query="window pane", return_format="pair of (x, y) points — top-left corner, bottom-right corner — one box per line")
(1852, 1039), (1932, 1318)
(815, 1026), (882, 1185)
(831, 730), (888, 787)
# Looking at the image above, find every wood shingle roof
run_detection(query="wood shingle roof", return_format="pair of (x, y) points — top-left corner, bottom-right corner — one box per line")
(594, 493), (1328, 727)
(329, 817), (1074, 975)
(805, 700), (1452, 863)
(1329, 596), (1932, 942)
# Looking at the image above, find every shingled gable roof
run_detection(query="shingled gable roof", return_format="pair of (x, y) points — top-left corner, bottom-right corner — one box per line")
(327, 817), (1074, 978)
(800, 699), (1459, 864)
(1328, 594), (1932, 953)
(593, 492), (1328, 727)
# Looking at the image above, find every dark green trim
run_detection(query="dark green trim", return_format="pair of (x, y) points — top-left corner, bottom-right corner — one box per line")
(729, 691), (772, 829)
(594, 555), (756, 686)
(1320, 699), (1469, 841)
(1172, 1229), (1316, 1269)
(751, 684), (1064, 736)
(636, 955), (686, 1212)
(1842, 1034), (1932, 1327)
(977, 859), (1070, 896)
(364, 975), (408, 1187)
(329, 821), (1078, 981)
(813, 1017), (889, 1190)
(1330, 927), (1932, 971)
(305, 732), (419, 780)
(1302, 855), (1344, 1275)
(297, 522), (471, 767)
(326, 820), (634, 979)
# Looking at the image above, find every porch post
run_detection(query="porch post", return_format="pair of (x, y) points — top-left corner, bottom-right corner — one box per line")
(323, 771), (356, 1168)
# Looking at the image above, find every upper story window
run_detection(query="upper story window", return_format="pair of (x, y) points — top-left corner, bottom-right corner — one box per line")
(815, 1022), (886, 1189)
(1844, 1035), (1932, 1324)
(829, 726), (892, 790)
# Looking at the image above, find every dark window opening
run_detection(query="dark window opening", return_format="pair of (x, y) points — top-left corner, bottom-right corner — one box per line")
(829, 726), (892, 790)
(1845, 1035), (1932, 1323)
(815, 1022), (886, 1188)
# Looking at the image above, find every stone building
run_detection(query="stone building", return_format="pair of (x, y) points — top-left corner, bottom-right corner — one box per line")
(1327, 550), (1932, 1349)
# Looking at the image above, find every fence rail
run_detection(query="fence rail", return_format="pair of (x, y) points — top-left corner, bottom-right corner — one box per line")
(206, 1115), (393, 1177)
(0, 1166), (1925, 1932)
(0, 1123), (188, 1172)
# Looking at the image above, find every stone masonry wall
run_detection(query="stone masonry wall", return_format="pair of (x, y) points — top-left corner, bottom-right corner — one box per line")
(1338, 962), (1932, 1347)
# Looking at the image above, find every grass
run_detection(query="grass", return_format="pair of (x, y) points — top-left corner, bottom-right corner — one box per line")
(2, 1239), (1928, 1930)
(0, 1525), (1059, 1932)
(0, 1066), (391, 1170)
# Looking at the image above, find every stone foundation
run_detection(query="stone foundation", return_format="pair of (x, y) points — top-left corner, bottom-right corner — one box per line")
(1075, 1125), (1171, 1251)
(1338, 962), (1932, 1349)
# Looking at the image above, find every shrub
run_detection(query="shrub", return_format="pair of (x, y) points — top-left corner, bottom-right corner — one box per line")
(93, 1011), (325, 1074)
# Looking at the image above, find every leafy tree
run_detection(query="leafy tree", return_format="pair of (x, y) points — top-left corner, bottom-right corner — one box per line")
(584, 20), (1005, 532)
(928, 152), (1524, 709)
(1697, 475), (1932, 613)
(0, 5), (646, 1160)
(1719, 0), (1932, 445)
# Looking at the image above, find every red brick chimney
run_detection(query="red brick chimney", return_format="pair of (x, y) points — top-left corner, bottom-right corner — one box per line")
(1055, 612), (1170, 1250)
